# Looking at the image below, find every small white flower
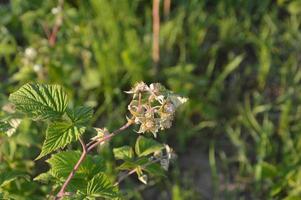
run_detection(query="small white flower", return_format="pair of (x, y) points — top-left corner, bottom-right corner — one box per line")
(155, 95), (165, 104)
(125, 82), (149, 94)
(6, 119), (22, 137)
(25, 47), (37, 60)
(169, 95), (188, 108)
(33, 64), (42, 72)
(51, 7), (61, 15)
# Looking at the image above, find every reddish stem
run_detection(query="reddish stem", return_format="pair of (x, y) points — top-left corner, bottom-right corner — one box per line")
(152, 0), (160, 69)
(55, 138), (86, 199)
(163, 0), (171, 19)
(55, 121), (133, 199)
(47, 0), (64, 47)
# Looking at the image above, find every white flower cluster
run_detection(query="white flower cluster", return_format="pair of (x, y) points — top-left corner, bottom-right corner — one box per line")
(126, 82), (187, 137)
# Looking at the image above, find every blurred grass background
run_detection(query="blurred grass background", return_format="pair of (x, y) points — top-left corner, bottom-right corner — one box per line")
(1, 0), (301, 199)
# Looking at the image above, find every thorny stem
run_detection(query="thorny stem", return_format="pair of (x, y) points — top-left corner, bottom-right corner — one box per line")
(55, 121), (133, 199)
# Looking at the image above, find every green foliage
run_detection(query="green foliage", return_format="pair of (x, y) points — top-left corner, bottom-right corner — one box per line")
(135, 136), (164, 157)
(46, 151), (104, 179)
(113, 146), (134, 160)
(86, 173), (119, 199)
(2, 80), (175, 199)
(114, 136), (167, 185)
(37, 121), (86, 159)
(9, 83), (94, 159)
(0, 171), (27, 187)
(66, 106), (93, 125)
(9, 83), (68, 120)
(1, 0), (301, 199)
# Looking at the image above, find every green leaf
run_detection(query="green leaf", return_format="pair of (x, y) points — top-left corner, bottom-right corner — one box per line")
(86, 173), (119, 199)
(46, 151), (104, 179)
(117, 161), (138, 171)
(36, 106), (93, 159)
(135, 136), (164, 157)
(260, 162), (277, 179)
(113, 146), (134, 160)
(36, 121), (86, 159)
(66, 106), (93, 125)
(33, 171), (53, 184)
(117, 157), (148, 171)
(40, 151), (105, 192)
(9, 83), (68, 120)
(144, 163), (166, 177)
(288, 1), (301, 14)
(0, 171), (27, 187)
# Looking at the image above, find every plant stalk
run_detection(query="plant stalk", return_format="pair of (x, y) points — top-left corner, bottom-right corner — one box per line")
(152, 0), (160, 72)
(55, 121), (133, 199)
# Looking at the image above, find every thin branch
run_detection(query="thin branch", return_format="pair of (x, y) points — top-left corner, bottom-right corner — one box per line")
(87, 121), (133, 152)
(55, 121), (133, 199)
(86, 139), (96, 148)
(56, 137), (86, 199)
(48, 0), (64, 47)
(114, 156), (168, 186)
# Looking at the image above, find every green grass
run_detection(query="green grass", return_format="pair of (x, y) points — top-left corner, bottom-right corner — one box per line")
(1, 0), (301, 199)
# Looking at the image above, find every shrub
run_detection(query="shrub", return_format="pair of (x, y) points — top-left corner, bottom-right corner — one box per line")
(1, 82), (187, 199)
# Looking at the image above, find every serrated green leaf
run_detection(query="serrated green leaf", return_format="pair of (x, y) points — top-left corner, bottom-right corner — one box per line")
(40, 151), (105, 193)
(37, 121), (86, 159)
(86, 173), (119, 199)
(36, 106), (93, 159)
(113, 146), (134, 160)
(135, 136), (164, 157)
(46, 151), (105, 179)
(9, 83), (68, 120)
(66, 106), (93, 125)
